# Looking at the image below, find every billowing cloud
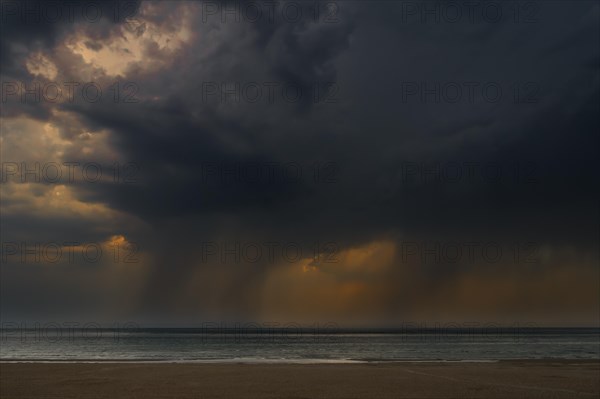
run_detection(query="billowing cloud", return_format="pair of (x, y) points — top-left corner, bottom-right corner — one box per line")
(1, 0), (598, 326)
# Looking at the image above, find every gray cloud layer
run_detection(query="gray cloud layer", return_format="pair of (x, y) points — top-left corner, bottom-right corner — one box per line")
(1, 0), (598, 324)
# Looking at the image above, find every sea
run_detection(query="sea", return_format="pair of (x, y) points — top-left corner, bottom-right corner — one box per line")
(1, 327), (598, 363)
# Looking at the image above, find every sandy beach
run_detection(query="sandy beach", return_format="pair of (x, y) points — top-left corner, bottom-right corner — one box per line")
(1, 360), (598, 399)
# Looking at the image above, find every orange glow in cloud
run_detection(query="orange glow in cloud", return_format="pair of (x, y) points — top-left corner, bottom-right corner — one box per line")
(259, 240), (397, 322)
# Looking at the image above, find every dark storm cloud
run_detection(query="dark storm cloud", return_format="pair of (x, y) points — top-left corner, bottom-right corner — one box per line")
(153, 1), (597, 248)
(1, 1), (598, 322)
(0, 0), (141, 72)
(0, 0), (142, 122)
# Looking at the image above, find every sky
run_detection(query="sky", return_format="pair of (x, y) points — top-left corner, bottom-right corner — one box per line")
(0, 0), (598, 327)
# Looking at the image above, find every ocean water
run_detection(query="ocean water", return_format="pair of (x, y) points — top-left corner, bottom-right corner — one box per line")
(1, 328), (598, 363)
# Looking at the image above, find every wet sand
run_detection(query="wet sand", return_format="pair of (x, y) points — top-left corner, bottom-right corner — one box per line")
(1, 360), (598, 398)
